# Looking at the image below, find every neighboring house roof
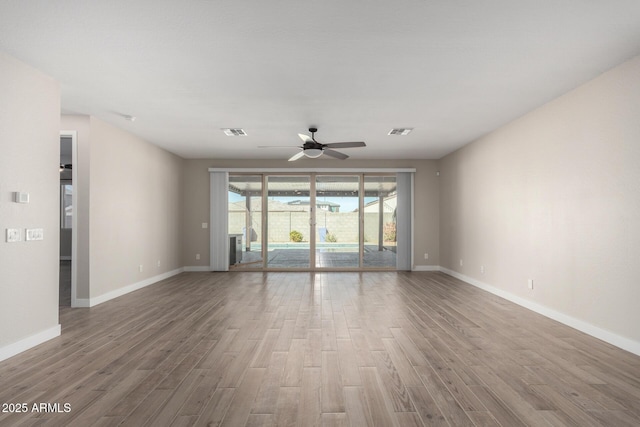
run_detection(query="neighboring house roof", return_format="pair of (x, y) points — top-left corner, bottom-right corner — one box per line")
(228, 198), (306, 212)
(363, 194), (396, 213)
(288, 200), (340, 208)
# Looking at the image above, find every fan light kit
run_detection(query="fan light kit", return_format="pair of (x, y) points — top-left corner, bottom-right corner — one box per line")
(303, 148), (323, 158)
(259, 127), (366, 161)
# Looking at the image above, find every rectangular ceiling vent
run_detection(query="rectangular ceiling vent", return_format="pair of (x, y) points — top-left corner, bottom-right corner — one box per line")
(222, 128), (247, 136)
(388, 128), (413, 136)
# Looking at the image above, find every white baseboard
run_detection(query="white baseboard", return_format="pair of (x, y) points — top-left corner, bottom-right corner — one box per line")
(73, 298), (90, 308)
(439, 267), (640, 357)
(0, 324), (61, 362)
(88, 267), (184, 307)
(184, 266), (211, 272)
(412, 265), (440, 272)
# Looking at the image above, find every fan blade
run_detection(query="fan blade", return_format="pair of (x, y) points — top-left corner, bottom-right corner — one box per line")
(258, 145), (299, 148)
(323, 149), (349, 160)
(323, 141), (366, 149)
(288, 151), (306, 162)
(298, 133), (313, 143)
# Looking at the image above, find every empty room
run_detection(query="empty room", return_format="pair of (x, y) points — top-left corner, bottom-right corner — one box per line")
(1, 1), (639, 426)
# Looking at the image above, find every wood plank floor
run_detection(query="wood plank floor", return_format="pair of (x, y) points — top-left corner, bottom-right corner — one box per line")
(1, 271), (639, 426)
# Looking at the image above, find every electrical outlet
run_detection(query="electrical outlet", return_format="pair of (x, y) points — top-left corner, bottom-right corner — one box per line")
(202, 223), (208, 229)
(424, 253), (428, 260)
(480, 265), (484, 274)
(139, 264), (143, 273)
(459, 259), (463, 267)
(157, 260), (161, 267)
(196, 253), (200, 260)
(528, 279), (534, 290)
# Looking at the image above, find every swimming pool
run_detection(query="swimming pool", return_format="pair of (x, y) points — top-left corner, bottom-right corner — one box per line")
(267, 242), (359, 250)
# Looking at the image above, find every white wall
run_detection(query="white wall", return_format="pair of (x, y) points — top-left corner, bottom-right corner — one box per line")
(439, 55), (640, 352)
(0, 53), (61, 359)
(88, 118), (184, 302)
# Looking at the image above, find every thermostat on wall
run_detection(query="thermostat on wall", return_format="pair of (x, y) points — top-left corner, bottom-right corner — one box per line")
(14, 192), (29, 203)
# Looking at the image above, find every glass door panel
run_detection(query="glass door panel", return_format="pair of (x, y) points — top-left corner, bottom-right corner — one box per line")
(266, 176), (311, 268)
(363, 175), (397, 268)
(315, 175), (360, 268)
(228, 175), (263, 269)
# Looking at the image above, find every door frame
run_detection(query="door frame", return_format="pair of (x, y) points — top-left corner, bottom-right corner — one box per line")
(223, 169), (412, 271)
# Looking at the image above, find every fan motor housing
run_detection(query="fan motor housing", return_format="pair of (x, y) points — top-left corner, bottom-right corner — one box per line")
(303, 141), (323, 150)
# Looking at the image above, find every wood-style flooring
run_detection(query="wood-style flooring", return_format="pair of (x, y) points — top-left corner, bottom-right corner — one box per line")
(1, 272), (639, 426)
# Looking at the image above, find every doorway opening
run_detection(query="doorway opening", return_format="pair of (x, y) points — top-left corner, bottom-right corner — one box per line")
(59, 131), (77, 307)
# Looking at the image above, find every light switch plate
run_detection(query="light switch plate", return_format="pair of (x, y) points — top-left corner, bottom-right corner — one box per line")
(26, 228), (44, 241)
(6, 228), (21, 242)
(13, 192), (29, 203)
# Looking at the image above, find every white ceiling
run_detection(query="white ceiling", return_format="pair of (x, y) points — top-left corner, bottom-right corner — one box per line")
(1, 1), (640, 160)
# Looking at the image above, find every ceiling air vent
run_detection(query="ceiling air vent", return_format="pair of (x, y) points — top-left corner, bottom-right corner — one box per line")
(222, 128), (247, 136)
(388, 128), (413, 136)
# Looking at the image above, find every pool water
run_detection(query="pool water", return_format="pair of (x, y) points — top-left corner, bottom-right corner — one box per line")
(267, 242), (359, 250)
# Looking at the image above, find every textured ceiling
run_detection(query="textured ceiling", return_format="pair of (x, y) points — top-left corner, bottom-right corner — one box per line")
(1, 0), (640, 160)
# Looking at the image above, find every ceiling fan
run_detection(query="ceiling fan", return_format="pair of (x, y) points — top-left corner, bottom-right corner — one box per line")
(261, 128), (366, 161)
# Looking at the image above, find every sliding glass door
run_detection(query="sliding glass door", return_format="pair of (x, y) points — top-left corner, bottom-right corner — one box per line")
(228, 175), (263, 269)
(228, 172), (401, 270)
(315, 175), (360, 268)
(266, 175), (311, 269)
(363, 175), (397, 268)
